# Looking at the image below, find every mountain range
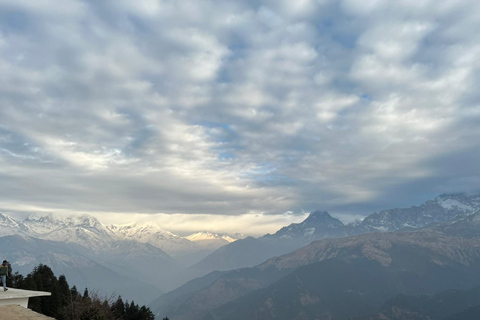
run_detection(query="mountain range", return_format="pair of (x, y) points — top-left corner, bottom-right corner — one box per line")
(185, 193), (480, 281)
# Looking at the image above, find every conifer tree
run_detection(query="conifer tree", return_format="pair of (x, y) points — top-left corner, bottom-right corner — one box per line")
(111, 295), (126, 319)
(58, 275), (72, 307)
(71, 285), (80, 299)
(83, 287), (90, 299)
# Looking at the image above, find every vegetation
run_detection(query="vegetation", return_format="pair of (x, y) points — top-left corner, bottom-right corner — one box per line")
(9, 264), (155, 320)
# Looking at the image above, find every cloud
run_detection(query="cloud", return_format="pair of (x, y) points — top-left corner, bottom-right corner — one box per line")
(1, 0), (480, 234)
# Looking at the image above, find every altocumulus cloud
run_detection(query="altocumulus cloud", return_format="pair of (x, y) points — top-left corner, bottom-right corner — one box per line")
(0, 0), (479, 234)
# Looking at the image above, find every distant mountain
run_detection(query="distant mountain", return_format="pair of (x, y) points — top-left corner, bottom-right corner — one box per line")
(268, 210), (348, 241)
(106, 223), (210, 266)
(0, 212), (28, 235)
(358, 193), (480, 232)
(107, 223), (197, 255)
(156, 230), (480, 320)
(23, 213), (116, 253)
(185, 193), (480, 281)
(186, 232), (239, 250)
(91, 239), (180, 291)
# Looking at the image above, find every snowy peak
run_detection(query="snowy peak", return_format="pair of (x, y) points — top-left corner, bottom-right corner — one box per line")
(0, 212), (21, 227)
(0, 212), (26, 236)
(108, 223), (183, 241)
(185, 232), (239, 251)
(25, 213), (104, 229)
(186, 232), (238, 243)
(19, 213), (117, 253)
(24, 213), (111, 237)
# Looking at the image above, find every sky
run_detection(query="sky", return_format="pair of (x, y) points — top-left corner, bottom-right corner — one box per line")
(1, 0), (479, 236)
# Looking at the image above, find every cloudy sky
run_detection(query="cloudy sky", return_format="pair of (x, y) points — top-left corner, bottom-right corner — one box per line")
(1, 0), (479, 235)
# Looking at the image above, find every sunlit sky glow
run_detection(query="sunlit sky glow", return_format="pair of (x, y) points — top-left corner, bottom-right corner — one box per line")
(1, 0), (479, 235)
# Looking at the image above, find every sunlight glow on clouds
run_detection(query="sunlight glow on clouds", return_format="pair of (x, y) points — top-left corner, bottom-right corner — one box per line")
(1, 0), (480, 234)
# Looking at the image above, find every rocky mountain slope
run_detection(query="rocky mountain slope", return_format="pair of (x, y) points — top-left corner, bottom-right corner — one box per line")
(357, 286), (480, 320)
(434, 209), (480, 238)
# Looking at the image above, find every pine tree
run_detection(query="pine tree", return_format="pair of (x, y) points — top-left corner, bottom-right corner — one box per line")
(139, 305), (155, 320)
(111, 295), (126, 319)
(58, 275), (72, 307)
(71, 285), (80, 299)
(8, 271), (24, 288)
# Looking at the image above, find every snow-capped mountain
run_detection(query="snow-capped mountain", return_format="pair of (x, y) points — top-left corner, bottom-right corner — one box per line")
(107, 223), (198, 255)
(0, 212), (28, 236)
(359, 193), (480, 232)
(23, 213), (115, 253)
(186, 232), (237, 242)
(186, 232), (241, 251)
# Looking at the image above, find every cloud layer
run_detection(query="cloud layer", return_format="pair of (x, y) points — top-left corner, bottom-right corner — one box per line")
(1, 0), (479, 233)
